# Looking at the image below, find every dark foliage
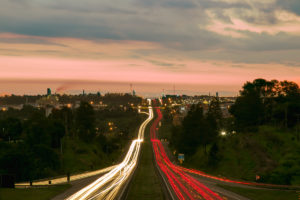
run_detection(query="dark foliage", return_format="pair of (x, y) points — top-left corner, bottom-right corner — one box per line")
(230, 79), (300, 130)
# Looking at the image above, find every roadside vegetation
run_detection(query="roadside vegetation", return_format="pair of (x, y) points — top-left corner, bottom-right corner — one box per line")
(217, 184), (298, 200)
(164, 79), (300, 185)
(0, 94), (143, 183)
(0, 184), (71, 200)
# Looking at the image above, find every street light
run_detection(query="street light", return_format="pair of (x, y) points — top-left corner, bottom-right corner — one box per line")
(220, 131), (226, 136)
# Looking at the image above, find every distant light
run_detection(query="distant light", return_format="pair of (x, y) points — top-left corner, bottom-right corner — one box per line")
(67, 104), (71, 108)
(221, 131), (226, 136)
(1, 107), (7, 111)
(90, 101), (94, 105)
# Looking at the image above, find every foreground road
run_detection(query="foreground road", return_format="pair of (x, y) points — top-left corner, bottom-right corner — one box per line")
(66, 105), (153, 200)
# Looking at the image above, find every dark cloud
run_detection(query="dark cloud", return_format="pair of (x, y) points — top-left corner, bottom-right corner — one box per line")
(0, 37), (66, 47)
(0, 0), (299, 65)
(277, 0), (300, 15)
(147, 59), (185, 70)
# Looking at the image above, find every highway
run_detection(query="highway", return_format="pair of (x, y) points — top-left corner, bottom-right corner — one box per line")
(151, 108), (223, 200)
(66, 103), (153, 200)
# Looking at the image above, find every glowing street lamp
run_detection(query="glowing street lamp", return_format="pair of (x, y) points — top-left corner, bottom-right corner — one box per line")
(220, 131), (226, 136)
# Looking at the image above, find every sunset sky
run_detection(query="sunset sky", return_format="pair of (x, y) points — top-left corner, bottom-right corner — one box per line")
(1, 0), (300, 96)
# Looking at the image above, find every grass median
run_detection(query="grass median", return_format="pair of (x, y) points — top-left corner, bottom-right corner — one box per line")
(0, 184), (71, 200)
(126, 120), (165, 200)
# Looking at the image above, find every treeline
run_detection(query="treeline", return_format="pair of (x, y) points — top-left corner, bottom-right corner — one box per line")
(0, 101), (142, 182)
(171, 98), (222, 156)
(169, 79), (300, 184)
(230, 79), (300, 130)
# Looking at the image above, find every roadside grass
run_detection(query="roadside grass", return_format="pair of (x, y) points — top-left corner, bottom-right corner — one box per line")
(218, 184), (298, 200)
(126, 120), (165, 200)
(179, 125), (300, 185)
(0, 184), (71, 200)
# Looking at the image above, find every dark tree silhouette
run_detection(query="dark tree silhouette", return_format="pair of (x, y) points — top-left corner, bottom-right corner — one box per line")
(75, 101), (96, 141)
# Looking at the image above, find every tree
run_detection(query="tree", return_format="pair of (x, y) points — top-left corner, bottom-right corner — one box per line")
(0, 118), (22, 142)
(230, 91), (264, 131)
(208, 143), (220, 167)
(49, 107), (73, 137)
(48, 120), (65, 149)
(207, 97), (223, 130)
(75, 101), (96, 141)
(178, 104), (218, 155)
(230, 78), (300, 130)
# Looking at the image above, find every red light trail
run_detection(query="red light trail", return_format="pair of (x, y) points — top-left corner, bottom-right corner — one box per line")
(151, 108), (223, 200)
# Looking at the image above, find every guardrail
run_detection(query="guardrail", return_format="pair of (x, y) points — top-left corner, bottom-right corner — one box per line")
(15, 165), (116, 188)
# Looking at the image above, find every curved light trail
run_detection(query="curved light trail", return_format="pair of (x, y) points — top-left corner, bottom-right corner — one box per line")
(152, 106), (297, 200)
(177, 160), (293, 188)
(151, 108), (223, 200)
(67, 103), (153, 200)
(15, 165), (117, 187)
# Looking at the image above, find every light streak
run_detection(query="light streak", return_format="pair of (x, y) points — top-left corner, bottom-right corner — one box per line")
(151, 107), (294, 200)
(15, 165), (117, 187)
(66, 104), (153, 200)
(151, 108), (223, 200)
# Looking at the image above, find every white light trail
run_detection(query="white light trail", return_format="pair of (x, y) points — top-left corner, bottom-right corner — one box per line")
(67, 104), (153, 200)
(15, 165), (117, 187)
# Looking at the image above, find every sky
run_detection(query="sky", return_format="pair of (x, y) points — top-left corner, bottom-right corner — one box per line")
(0, 0), (300, 96)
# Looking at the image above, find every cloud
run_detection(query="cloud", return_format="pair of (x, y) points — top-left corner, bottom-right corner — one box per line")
(0, 0), (299, 73)
(146, 59), (186, 71)
(277, 0), (300, 15)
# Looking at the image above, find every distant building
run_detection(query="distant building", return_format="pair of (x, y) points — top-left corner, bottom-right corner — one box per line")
(36, 95), (59, 107)
(133, 90), (136, 96)
(216, 92), (219, 98)
(47, 88), (51, 96)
